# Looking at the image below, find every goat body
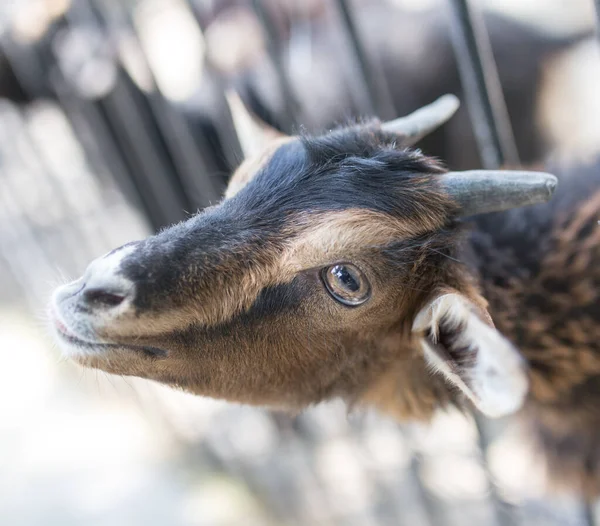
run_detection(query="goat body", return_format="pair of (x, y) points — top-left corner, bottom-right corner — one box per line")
(469, 158), (600, 495)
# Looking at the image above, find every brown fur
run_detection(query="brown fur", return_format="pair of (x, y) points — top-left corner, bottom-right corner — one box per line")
(471, 184), (600, 495)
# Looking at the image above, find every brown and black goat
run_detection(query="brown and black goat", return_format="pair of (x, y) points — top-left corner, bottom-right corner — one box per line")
(49, 96), (600, 494)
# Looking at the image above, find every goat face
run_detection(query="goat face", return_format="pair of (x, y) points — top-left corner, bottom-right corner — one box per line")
(49, 97), (555, 418)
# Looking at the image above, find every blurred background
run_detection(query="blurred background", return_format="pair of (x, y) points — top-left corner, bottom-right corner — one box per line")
(1, 0), (600, 524)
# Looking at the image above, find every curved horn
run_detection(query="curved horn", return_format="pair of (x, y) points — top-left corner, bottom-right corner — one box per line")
(225, 89), (287, 159)
(381, 94), (460, 145)
(441, 170), (558, 217)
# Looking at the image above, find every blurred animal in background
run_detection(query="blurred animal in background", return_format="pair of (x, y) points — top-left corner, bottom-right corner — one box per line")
(228, 5), (589, 169)
(49, 93), (600, 496)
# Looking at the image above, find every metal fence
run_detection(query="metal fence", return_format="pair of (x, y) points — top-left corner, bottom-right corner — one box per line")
(1, 0), (599, 525)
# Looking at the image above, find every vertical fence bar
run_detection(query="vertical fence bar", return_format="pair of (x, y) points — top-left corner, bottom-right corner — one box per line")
(56, 3), (193, 228)
(51, 76), (153, 227)
(595, 0), (600, 43)
(334, 0), (396, 120)
(584, 501), (599, 526)
(446, 0), (519, 169)
(251, 0), (300, 133)
(92, 0), (224, 207)
(184, 0), (245, 177)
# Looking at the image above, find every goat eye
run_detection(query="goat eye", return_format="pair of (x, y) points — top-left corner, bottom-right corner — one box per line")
(321, 264), (371, 306)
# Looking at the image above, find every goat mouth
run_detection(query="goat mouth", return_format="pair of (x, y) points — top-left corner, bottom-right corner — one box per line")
(51, 312), (167, 359)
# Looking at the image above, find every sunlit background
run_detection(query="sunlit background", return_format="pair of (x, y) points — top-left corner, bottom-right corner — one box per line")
(1, 0), (600, 524)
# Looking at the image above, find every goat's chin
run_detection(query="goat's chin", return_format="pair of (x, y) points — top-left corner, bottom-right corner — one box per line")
(50, 315), (168, 367)
(53, 330), (106, 361)
(49, 315), (106, 361)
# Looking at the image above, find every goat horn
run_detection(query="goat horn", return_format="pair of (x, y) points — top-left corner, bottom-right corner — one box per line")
(381, 94), (460, 145)
(441, 170), (558, 217)
(225, 89), (287, 159)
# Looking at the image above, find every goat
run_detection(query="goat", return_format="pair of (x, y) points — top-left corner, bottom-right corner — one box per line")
(50, 95), (600, 495)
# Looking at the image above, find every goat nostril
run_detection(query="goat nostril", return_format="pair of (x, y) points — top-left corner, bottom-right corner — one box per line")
(83, 288), (126, 308)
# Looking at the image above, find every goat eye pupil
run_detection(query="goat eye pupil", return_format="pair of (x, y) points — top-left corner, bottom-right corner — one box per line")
(333, 266), (360, 292)
(322, 264), (371, 306)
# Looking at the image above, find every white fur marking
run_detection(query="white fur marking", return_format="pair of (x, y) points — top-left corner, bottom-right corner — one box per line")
(50, 244), (138, 358)
(83, 245), (137, 296)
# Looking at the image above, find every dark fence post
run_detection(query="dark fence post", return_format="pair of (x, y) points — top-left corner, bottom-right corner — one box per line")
(595, 0), (600, 43)
(584, 501), (599, 526)
(251, 0), (300, 133)
(446, 0), (519, 169)
(334, 0), (396, 120)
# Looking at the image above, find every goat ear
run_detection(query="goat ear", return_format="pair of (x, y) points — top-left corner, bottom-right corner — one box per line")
(412, 291), (528, 418)
(225, 89), (288, 159)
